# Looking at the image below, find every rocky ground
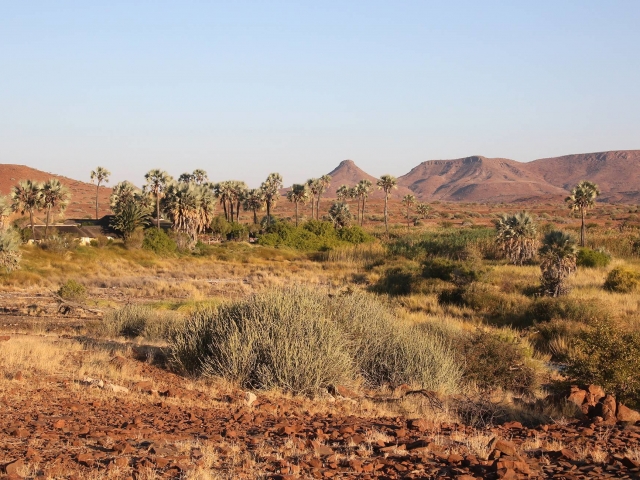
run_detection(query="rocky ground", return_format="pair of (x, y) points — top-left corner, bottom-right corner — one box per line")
(1, 335), (640, 480)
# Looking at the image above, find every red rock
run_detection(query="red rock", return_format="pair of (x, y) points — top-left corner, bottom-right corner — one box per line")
(567, 386), (587, 407)
(447, 453), (464, 463)
(601, 395), (617, 423)
(488, 438), (518, 457)
(77, 453), (94, 466)
(616, 403), (640, 423)
(4, 459), (24, 475)
(13, 371), (23, 381)
(53, 420), (66, 429)
(0, 335), (10, 342)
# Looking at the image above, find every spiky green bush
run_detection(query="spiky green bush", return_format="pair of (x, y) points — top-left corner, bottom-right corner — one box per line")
(100, 304), (185, 340)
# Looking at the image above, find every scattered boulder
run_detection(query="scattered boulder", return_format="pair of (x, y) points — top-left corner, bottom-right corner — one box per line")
(245, 391), (257, 407)
(561, 385), (640, 425)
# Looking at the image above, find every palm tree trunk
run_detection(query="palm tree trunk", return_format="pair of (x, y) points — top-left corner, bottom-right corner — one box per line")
(384, 193), (389, 234)
(30, 209), (35, 239)
(95, 183), (100, 220)
(295, 202), (299, 227)
(356, 200), (360, 224)
(156, 195), (161, 229)
(580, 209), (585, 247)
(266, 201), (271, 226)
(222, 201), (228, 221)
(316, 195), (320, 220)
(45, 206), (51, 237)
(253, 209), (258, 225)
(236, 201), (241, 222)
(361, 197), (366, 226)
(230, 202), (235, 223)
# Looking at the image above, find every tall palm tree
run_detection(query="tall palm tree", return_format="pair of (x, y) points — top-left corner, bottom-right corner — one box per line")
(11, 180), (43, 238)
(495, 211), (538, 266)
(356, 179), (373, 226)
(144, 169), (173, 229)
(539, 230), (578, 297)
(178, 172), (194, 184)
(243, 189), (265, 224)
(415, 203), (430, 219)
(286, 184), (309, 227)
(162, 182), (214, 243)
(90, 167), (110, 220)
(348, 187), (360, 222)
(316, 175), (331, 219)
(260, 173), (283, 227)
(306, 178), (321, 220)
(402, 194), (416, 227)
(229, 181), (248, 223)
(213, 182), (232, 221)
(376, 174), (398, 234)
(565, 181), (600, 247)
(41, 179), (70, 237)
(110, 181), (141, 215)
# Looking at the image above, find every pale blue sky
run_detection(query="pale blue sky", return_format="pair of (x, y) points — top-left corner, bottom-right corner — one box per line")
(1, 1), (639, 187)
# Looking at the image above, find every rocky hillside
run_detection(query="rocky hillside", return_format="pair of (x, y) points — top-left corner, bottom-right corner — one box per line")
(323, 160), (413, 199)
(0, 164), (112, 219)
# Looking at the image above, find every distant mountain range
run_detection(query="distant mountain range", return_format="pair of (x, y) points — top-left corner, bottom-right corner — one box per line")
(1, 150), (639, 210)
(327, 150), (640, 203)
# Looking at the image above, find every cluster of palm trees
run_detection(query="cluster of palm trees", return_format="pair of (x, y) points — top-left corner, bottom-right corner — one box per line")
(493, 179), (600, 297)
(1, 179), (71, 238)
(334, 179), (374, 227)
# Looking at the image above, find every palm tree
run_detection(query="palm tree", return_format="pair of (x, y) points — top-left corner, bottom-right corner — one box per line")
(402, 194), (416, 227)
(0, 196), (12, 231)
(306, 178), (321, 219)
(110, 181), (141, 215)
(229, 181), (248, 223)
(415, 203), (430, 219)
(286, 184), (309, 227)
(11, 180), (43, 238)
(336, 185), (350, 202)
(90, 167), (110, 220)
(213, 182), (232, 221)
(111, 202), (150, 240)
(539, 230), (578, 297)
(356, 179), (372, 226)
(316, 175), (331, 219)
(41, 179), (70, 237)
(377, 174), (398, 234)
(243, 189), (265, 224)
(328, 202), (352, 229)
(162, 182), (214, 243)
(260, 173), (283, 227)
(178, 172), (194, 184)
(565, 181), (600, 247)
(495, 211), (538, 266)
(144, 169), (173, 229)
(192, 169), (208, 185)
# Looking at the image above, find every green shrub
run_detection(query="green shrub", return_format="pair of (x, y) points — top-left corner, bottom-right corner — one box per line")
(226, 222), (248, 241)
(604, 267), (639, 293)
(577, 248), (611, 268)
(142, 228), (177, 255)
(170, 287), (353, 394)
(337, 225), (372, 244)
(461, 330), (538, 394)
(90, 234), (111, 248)
(170, 287), (462, 395)
(566, 318), (640, 406)
(100, 304), (184, 340)
(0, 229), (22, 273)
(58, 280), (87, 301)
(123, 228), (145, 250)
(40, 233), (77, 255)
(210, 216), (232, 240)
(524, 297), (609, 324)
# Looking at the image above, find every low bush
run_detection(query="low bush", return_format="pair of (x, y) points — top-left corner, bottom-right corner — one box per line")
(0, 229), (22, 273)
(90, 234), (111, 248)
(524, 297), (609, 324)
(226, 222), (248, 241)
(576, 248), (611, 268)
(604, 267), (639, 293)
(124, 228), (145, 250)
(566, 318), (640, 406)
(40, 233), (77, 255)
(170, 287), (462, 395)
(337, 225), (373, 244)
(100, 304), (185, 340)
(461, 330), (538, 394)
(58, 279), (87, 301)
(142, 228), (177, 255)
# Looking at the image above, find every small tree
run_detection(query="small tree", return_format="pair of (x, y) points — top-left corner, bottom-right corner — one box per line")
(402, 194), (416, 227)
(90, 167), (111, 220)
(11, 180), (43, 238)
(41, 179), (70, 237)
(286, 184), (309, 227)
(565, 181), (600, 247)
(495, 211), (538, 266)
(0, 228), (22, 272)
(316, 175), (331, 219)
(376, 174), (398, 234)
(328, 202), (352, 229)
(336, 185), (350, 202)
(415, 203), (430, 220)
(539, 230), (578, 297)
